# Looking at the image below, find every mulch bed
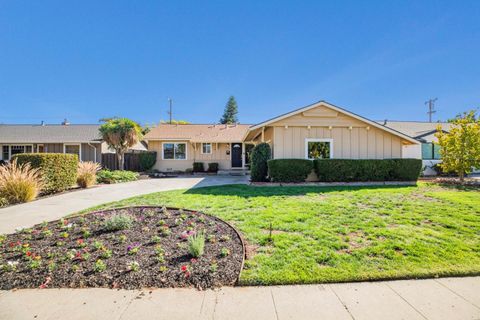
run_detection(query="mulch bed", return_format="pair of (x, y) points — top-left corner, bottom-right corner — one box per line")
(0, 206), (244, 290)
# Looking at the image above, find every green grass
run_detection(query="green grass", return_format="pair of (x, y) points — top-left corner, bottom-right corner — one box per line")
(80, 183), (480, 285)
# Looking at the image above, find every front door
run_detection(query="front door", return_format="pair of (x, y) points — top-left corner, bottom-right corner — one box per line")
(231, 143), (242, 168)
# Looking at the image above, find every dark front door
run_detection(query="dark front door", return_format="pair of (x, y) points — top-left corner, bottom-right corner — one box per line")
(231, 143), (242, 168)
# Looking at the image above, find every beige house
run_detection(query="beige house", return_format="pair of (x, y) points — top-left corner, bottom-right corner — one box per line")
(145, 101), (420, 173)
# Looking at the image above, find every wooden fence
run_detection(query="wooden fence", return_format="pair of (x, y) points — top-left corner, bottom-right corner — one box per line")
(101, 152), (148, 171)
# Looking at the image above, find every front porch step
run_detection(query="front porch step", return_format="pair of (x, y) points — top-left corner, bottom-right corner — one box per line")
(218, 169), (250, 176)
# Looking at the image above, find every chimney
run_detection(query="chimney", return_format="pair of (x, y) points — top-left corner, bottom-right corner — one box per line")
(62, 118), (70, 126)
(40, 121), (45, 126)
(383, 119), (387, 126)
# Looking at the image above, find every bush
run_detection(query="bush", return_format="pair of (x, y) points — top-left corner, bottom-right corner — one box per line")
(208, 162), (219, 173)
(268, 159), (314, 182)
(0, 160), (43, 204)
(13, 153), (78, 193)
(250, 143), (271, 182)
(104, 214), (134, 231)
(139, 152), (157, 171)
(314, 159), (422, 182)
(188, 231), (205, 258)
(193, 162), (205, 172)
(97, 170), (139, 184)
(77, 162), (101, 188)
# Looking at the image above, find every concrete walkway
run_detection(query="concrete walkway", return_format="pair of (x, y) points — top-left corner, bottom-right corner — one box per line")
(0, 176), (249, 234)
(1, 277), (479, 320)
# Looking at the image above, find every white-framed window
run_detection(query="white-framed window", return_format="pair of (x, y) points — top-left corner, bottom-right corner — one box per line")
(201, 143), (212, 154)
(305, 138), (333, 159)
(1, 145), (33, 160)
(162, 142), (187, 160)
(64, 144), (81, 160)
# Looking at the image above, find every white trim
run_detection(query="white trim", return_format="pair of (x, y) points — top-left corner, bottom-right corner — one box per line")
(249, 101), (419, 144)
(305, 138), (333, 160)
(63, 143), (82, 161)
(161, 142), (188, 160)
(201, 143), (212, 154)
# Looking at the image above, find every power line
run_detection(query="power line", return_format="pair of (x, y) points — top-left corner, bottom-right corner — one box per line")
(425, 98), (437, 122)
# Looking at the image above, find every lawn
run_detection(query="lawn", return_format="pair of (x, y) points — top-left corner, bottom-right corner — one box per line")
(81, 183), (480, 285)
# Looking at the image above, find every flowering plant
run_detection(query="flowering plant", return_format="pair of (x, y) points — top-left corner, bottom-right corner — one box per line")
(127, 243), (140, 255)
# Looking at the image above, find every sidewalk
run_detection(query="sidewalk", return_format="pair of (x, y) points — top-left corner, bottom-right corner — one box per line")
(1, 277), (479, 320)
(0, 176), (249, 234)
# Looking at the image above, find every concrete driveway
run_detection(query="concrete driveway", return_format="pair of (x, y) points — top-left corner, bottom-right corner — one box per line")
(0, 176), (249, 234)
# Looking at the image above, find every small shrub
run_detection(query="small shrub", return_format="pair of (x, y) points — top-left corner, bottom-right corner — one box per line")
(208, 162), (219, 173)
(187, 231), (205, 258)
(250, 143), (271, 182)
(139, 152), (157, 171)
(104, 214), (134, 231)
(268, 159), (313, 182)
(77, 161), (101, 188)
(0, 160), (43, 204)
(93, 259), (106, 272)
(97, 170), (139, 184)
(193, 162), (205, 172)
(0, 197), (8, 207)
(220, 247), (230, 257)
(13, 153), (78, 193)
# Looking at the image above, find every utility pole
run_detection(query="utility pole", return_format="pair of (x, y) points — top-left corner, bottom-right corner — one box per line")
(167, 98), (173, 124)
(425, 98), (437, 122)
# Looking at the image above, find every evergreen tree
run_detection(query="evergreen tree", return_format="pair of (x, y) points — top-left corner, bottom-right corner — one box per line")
(220, 96), (239, 124)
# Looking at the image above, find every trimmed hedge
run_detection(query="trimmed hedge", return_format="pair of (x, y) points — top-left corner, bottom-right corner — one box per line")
(250, 143), (271, 182)
(139, 152), (157, 171)
(208, 162), (219, 173)
(314, 159), (422, 182)
(268, 159), (313, 183)
(13, 153), (78, 193)
(193, 162), (205, 172)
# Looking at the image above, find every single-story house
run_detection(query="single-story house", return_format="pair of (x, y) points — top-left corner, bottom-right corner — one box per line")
(144, 101), (422, 173)
(0, 122), (146, 163)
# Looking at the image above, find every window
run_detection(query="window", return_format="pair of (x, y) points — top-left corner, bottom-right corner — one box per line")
(421, 143), (441, 160)
(2, 146), (8, 160)
(163, 142), (187, 160)
(64, 144), (81, 159)
(305, 139), (332, 159)
(202, 143), (212, 154)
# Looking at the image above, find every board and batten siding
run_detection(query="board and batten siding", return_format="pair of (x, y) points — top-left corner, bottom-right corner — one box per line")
(273, 126), (402, 159)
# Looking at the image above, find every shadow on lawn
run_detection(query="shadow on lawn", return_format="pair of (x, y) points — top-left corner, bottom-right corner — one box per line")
(184, 183), (415, 198)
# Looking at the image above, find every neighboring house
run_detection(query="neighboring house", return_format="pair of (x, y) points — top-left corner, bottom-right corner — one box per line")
(381, 121), (452, 175)
(0, 122), (147, 163)
(145, 101), (420, 175)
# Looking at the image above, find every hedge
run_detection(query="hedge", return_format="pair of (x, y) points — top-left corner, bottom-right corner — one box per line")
(13, 153), (78, 193)
(139, 152), (157, 171)
(97, 170), (139, 184)
(314, 159), (422, 182)
(250, 143), (271, 182)
(268, 159), (313, 182)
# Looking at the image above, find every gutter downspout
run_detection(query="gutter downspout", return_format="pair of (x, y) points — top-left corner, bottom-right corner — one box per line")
(88, 143), (97, 163)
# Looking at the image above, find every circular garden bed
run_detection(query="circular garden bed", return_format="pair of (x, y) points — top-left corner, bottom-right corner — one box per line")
(0, 206), (244, 290)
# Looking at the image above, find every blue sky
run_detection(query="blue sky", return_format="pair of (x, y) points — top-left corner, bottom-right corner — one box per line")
(0, 1), (479, 125)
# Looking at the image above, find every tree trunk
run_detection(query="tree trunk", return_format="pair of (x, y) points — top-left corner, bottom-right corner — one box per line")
(119, 152), (125, 170)
(459, 171), (465, 183)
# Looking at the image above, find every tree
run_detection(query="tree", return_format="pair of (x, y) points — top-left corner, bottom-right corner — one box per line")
(99, 118), (143, 170)
(220, 96), (238, 124)
(160, 119), (191, 125)
(435, 110), (480, 182)
(250, 143), (271, 182)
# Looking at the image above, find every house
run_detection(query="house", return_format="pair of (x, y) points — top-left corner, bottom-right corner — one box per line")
(0, 122), (146, 163)
(381, 121), (452, 175)
(145, 101), (420, 174)
(144, 123), (251, 171)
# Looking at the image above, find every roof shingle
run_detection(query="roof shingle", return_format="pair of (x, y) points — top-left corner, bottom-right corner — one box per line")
(0, 125), (102, 143)
(144, 124), (251, 143)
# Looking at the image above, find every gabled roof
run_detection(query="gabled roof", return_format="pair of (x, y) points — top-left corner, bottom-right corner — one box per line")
(0, 124), (102, 143)
(249, 100), (420, 144)
(144, 124), (251, 143)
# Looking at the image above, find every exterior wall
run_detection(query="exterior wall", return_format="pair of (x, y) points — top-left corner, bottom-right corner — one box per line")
(272, 125), (403, 160)
(0, 142), (101, 163)
(44, 143), (63, 153)
(149, 140), (235, 172)
(80, 143), (102, 162)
